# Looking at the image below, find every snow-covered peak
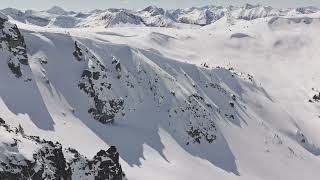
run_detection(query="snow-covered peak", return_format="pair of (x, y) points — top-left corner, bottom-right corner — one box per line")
(243, 3), (263, 9)
(1, 4), (319, 28)
(46, 5), (74, 15)
(231, 4), (279, 20)
(1, 7), (24, 18)
(141, 5), (165, 16)
(295, 6), (319, 14)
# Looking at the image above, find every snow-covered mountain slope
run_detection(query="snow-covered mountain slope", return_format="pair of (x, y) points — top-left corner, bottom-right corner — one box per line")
(0, 15), (126, 180)
(1, 4), (320, 180)
(1, 4), (319, 28)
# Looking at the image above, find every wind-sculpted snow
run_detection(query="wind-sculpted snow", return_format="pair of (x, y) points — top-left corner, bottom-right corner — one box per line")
(0, 118), (126, 180)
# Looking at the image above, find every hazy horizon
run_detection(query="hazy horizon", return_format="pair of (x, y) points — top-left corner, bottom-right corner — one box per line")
(0, 0), (320, 11)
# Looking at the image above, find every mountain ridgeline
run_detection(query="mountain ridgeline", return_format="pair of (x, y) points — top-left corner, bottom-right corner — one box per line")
(0, 4), (319, 28)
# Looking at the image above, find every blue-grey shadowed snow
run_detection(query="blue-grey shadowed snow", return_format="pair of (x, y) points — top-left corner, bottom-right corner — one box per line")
(268, 16), (316, 25)
(0, 42), (55, 130)
(80, 43), (239, 174)
(137, 48), (240, 174)
(286, 130), (320, 156)
(140, 48), (250, 128)
(230, 33), (252, 39)
(96, 31), (137, 38)
(0, 91), (55, 130)
(148, 32), (177, 46)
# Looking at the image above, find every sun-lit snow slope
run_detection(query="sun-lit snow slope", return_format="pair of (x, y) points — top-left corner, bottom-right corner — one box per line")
(1, 7), (320, 180)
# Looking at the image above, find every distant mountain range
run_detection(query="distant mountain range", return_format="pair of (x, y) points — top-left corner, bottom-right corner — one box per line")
(0, 4), (319, 28)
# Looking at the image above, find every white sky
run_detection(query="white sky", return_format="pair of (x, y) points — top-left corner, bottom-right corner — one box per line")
(0, 0), (319, 11)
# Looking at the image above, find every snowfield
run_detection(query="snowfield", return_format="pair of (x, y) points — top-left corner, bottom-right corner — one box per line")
(1, 4), (320, 180)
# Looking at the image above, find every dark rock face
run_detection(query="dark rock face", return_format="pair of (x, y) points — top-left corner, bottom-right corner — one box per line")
(66, 146), (125, 180)
(0, 127), (73, 180)
(0, 17), (7, 28)
(7, 61), (22, 78)
(180, 94), (217, 144)
(92, 147), (124, 180)
(312, 92), (320, 102)
(0, 119), (126, 180)
(79, 63), (124, 124)
(72, 41), (83, 61)
(308, 89), (320, 103)
(32, 141), (72, 180)
(112, 58), (121, 71)
(76, 42), (124, 124)
(0, 16), (29, 78)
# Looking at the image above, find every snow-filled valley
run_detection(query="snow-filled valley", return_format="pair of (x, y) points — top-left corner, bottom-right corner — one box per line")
(0, 4), (320, 180)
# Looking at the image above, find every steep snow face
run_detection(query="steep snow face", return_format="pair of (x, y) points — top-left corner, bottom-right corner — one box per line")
(1, 4), (319, 28)
(173, 8), (211, 25)
(71, 38), (258, 147)
(142, 6), (166, 16)
(171, 6), (226, 25)
(1, 4), (320, 180)
(17, 28), (261, 170)
(138, 6), (176, 27)
(77, 10), (145, 28)
(101, 10), (144, 27)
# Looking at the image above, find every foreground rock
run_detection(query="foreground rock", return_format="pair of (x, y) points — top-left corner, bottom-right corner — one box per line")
(0, 118), (126, 180)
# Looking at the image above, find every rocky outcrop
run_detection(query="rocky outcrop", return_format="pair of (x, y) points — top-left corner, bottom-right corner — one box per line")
(312, 92), (320, 102)
(0, 118), (126, 180)
(308, 88), (320, 103)
(66, 146), (124, 180)
(76, 42), (124, 124)
(0, 15), (29, 79)
(72, 41), (83, 61)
